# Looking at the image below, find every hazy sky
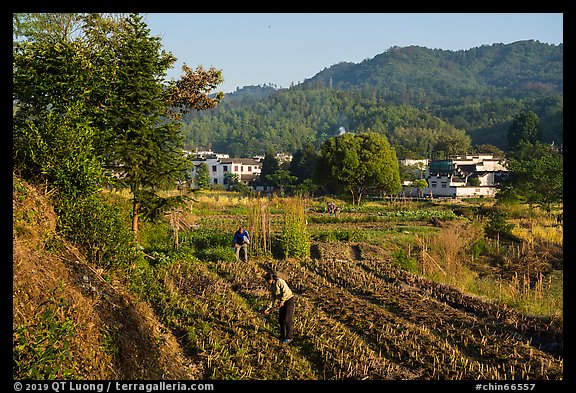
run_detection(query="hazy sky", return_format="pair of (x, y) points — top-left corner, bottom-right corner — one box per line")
(144, 13), (563, 94)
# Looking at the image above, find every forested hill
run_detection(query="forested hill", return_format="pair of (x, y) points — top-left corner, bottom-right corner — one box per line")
(180, 40), (563, 157)
(300, 40), (563, 98)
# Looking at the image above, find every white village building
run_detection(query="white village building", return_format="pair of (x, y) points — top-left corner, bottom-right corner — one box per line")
(422, 154), (508, 198)
(190, 155), (262, 189)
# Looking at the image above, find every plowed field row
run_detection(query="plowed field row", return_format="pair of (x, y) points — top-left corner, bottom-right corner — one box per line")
(152, 198), (562, 380)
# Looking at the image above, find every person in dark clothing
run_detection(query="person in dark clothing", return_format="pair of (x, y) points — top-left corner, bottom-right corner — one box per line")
(233, 226), (250, 262)
(263, 272), (294, 343)
(327, 201), (337, 217)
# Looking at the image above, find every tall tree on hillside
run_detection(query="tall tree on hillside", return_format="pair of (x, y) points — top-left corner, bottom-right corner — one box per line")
(507, 111), (541, 151)
(13, 15), (108, 198)
(90, 14), (223, 236)
(315, 132), (401, 205)
(194, 162), (211, 190)
(14, 13), (224, 239)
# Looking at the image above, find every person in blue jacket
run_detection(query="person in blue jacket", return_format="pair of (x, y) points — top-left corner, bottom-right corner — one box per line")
(233, 226), (250, 262)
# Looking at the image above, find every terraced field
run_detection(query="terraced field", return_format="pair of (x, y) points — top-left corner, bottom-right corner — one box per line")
(13, 179), (563, 381)
(146, 200), (563, 380)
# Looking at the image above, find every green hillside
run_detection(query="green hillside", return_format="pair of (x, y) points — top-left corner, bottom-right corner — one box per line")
(181, 41), (562, 155)
(303, 41), (562, 97)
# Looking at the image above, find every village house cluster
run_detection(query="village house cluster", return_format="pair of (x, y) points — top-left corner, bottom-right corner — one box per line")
(185, 150), (292, 193)
(186, 150), (508, 198)
(401, 154), (508, 198)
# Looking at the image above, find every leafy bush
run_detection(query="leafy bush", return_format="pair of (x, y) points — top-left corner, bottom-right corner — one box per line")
(484, 209), (516, 240)
(392, 248), (418, 273)
(280, 197), (310, 258)
(125, 254), (160, 302)
(55, 194), (136, 268)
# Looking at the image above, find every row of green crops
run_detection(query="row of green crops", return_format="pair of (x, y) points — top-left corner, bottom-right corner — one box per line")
(310, 209), (458, 224)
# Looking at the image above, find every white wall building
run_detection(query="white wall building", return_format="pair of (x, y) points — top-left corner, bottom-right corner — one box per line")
(399, 158), (430, 167)
(190, 156), (262, 189)
(422, 154), (508, 198)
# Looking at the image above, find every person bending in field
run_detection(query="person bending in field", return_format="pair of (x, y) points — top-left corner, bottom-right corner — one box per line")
(327, 201), (337, 217)
(233, 226), (250, 262)
(263, 271), (294, 344)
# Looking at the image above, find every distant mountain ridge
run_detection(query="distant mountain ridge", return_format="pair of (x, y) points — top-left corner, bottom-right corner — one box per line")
(298, 40), (562, 98)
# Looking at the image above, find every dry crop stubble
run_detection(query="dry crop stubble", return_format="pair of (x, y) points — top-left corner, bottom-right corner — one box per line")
(262, 242), (562, 379)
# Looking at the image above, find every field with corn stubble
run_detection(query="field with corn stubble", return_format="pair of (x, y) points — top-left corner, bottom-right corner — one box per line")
(13, 181), (563, 380)
(131, 193), (562, 380)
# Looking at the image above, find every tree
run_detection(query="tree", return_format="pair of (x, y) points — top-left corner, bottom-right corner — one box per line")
(471, 143), (505, 158)
(13, 16), (106, 198)
(166, 64), (224, 119)
(266, 170), (297, 196)
(224, 172), (251, 195)
(433, 129), (472, 159)
(507, 111), (541, 151)
(14, 13), (224, 239)
(13, 13), (138, 267)
(13, 13), (85, 43)
(291, 179), (318, 197)
(315, 132), (401, 205)
(469, 177), (481, 187)
(224, 172), (240, 188)
(413, 179), (428, 197)
(497, 141), (562, 212)
(289, 143), (319, 183)
(84, 14), (223, 236)
(88, 14), (191, 235)
(260, 147), (279, 185)
(194, 162), (211, 190)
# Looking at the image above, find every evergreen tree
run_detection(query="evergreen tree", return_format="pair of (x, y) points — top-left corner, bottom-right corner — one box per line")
(266, 170), (297, 196)
(194, 162), (211, 190)
(92, 14), (193, 235)
(289, 143), (319, 183)
(260, 147), (279, 185)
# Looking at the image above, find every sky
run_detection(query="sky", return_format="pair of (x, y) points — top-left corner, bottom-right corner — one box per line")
(144, 13), (563, 94)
